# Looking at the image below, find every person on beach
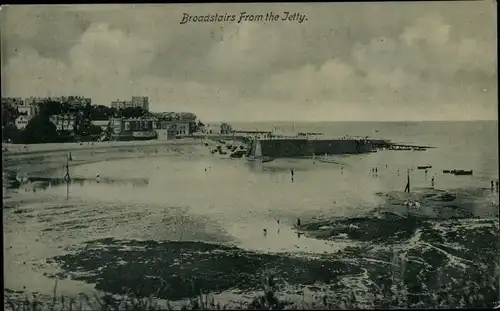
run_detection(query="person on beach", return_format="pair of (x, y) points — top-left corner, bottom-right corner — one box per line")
(491, 180), (495, 191)
(290, 168), (295, 182)
(263, 229), (267, 236)
(431, 177), (435, 188)
(96, 173), (100, 183)
(296, 218), (301, 228)
(397, 169), (400, 176)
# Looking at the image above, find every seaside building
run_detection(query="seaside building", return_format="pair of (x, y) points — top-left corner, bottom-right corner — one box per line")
(155, 128), (178, 140)
(155, 119), (190, 136)
(151, 111), (197, 136)
(48, 96), (91, 105)
(14, 115), (33, 130)
(23, 96), (91, 106)
(49, 112), (90, 136)
(111, 96), (149, 111)
(49, 114), (78, 135)
(109, 117), (157, 141)
(16, 102), (37, 117)
(110, 100), (127, 110)
(131, 96), (149, 111)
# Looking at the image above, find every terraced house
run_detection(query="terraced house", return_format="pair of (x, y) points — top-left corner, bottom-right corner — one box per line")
(109, 117), (157, 141)
(153, 112), (196, 136)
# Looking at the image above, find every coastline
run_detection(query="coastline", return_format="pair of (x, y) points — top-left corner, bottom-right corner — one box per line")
(2, 138), (214, 182)
(2, 138), (205, 157)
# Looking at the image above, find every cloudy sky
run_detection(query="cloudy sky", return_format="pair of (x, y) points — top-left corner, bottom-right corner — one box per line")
(1, 2), (497, 122)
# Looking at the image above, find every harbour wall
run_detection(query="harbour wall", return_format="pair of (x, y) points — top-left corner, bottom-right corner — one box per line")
(247, 139), (376, 158)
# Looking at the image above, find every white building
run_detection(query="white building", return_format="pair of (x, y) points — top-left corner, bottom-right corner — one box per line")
(17, 102), (37, 117)
(111, 96), (149, 111)
(155, 119), (190, 136)
(15, 115), (33, 130)
(49, 114), (77, 132)
(131, 96), (149, 111)
(156, 129), (170, 140)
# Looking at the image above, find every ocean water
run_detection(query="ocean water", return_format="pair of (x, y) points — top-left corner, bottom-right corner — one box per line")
(3, 121), (499, 309)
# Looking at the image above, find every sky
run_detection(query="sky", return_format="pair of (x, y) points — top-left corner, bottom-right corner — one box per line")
(0, 2), (497, 122)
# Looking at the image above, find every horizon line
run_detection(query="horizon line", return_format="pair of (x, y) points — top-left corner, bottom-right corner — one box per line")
(202, 119), (498, 123)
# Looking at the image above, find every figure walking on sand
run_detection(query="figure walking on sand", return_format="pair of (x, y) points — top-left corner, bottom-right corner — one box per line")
(431, 176), (435, 188)
(290, 168), (295, 183)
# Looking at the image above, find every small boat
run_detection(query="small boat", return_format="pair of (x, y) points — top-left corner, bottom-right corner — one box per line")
(230, 150), (246, 158)
(261, 157), (274, 163)
(453, 170), (473, 176)
(417, 166), (432, 170)
(247, 156), (274, 163)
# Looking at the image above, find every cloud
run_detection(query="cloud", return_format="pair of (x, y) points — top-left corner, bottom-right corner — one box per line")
(1, 3), (497, 121)
(256, 12), (497, 121)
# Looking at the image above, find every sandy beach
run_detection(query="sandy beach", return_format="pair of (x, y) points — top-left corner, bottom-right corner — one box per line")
(2, 138), (205, 156)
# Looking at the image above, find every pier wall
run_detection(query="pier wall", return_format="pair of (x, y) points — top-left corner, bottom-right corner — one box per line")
(247, 139), (375, 158)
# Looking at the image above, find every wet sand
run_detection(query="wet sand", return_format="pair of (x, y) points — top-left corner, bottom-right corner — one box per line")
(2, 138), (204, 155)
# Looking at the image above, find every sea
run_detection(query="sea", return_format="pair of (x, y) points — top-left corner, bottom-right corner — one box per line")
(3, 121), (499, 309)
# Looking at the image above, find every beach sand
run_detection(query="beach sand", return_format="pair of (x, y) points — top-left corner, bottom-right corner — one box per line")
(2, 138), (205, 156)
